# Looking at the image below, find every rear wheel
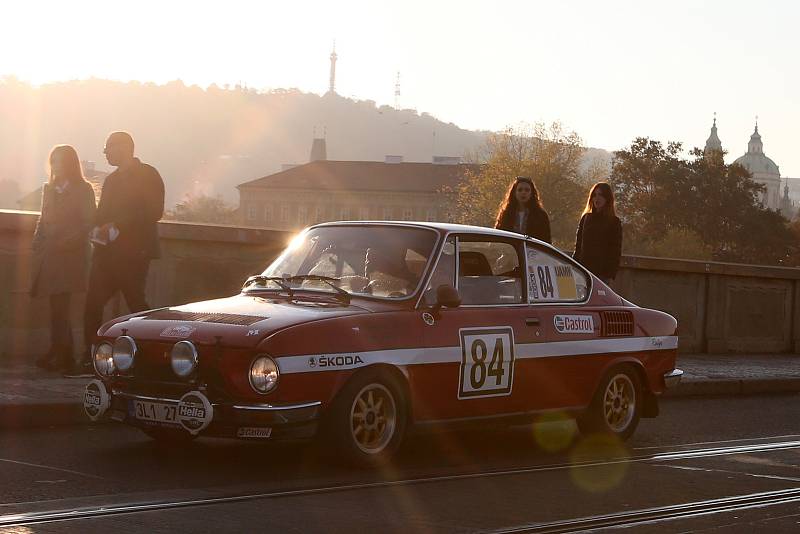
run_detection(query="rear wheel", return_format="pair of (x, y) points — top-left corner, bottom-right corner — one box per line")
(325, 370), (407, 465)
(577, 367), (641, 441)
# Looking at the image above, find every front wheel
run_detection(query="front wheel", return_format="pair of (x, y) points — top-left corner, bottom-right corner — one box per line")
(577, 367), (641, 441)
(325, 370), (407, 465)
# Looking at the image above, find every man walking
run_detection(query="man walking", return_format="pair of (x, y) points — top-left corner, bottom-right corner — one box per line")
(69, 131), (164, 376)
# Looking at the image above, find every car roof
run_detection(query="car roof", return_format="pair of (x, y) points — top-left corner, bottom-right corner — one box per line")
(310, 220), (547, 244)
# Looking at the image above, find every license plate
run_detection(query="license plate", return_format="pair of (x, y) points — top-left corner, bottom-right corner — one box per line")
(132, 400), (178, 424)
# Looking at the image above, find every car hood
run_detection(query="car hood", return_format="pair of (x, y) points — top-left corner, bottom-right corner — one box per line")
(100, 293), (370, 348)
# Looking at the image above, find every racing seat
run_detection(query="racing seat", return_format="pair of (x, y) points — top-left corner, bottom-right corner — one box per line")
(459, 251), (492, 277)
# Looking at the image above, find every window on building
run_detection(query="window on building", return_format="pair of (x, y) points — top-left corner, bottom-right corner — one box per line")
(315, 206), (325, 222)
(359, 206), (370, 220)
(402, 208), (414, 221)
(247, 205), (257, 221)
(280, 205), (290, 223)
(340, 207), (350, 221)
(426, 208), (437, 222)
(264, 205), (273, 223)
(382, 207), (392, 220)
(298, 205), (309, 225)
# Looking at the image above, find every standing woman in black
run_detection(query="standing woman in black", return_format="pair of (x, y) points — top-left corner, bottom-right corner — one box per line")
(494, 176), (551, 243)
(31, 145), (97, 371)
(573, 182), (622, 284)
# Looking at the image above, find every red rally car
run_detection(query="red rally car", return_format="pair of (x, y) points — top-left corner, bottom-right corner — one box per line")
(84, 222), (682, 463)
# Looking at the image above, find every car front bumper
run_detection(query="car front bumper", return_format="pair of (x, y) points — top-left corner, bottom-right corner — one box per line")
(663, 368), (684, 388)
(84, 380), (321, 440)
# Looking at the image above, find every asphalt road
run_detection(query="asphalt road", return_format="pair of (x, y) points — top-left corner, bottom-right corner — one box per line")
(1, 394), (799, 533)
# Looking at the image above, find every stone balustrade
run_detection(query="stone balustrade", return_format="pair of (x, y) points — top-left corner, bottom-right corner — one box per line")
(2, 208), (798, 361)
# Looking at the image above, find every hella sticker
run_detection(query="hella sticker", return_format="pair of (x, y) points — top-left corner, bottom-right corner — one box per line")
(553, 315), (595, 334)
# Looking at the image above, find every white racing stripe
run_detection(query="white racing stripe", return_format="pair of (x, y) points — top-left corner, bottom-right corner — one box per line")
(277, 335), (678, 374)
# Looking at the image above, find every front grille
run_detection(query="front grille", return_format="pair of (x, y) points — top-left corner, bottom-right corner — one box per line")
(144, 310), (265, 326)
(130, 340), (180, 381)
(120, 340), (229, 397)
(601, 310), (634, 337)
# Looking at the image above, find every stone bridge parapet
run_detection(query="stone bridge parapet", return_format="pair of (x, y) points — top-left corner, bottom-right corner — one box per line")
(2, 208), (798, 359)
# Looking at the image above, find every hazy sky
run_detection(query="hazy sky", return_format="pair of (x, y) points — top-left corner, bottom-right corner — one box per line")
(3, 0), (799, 175)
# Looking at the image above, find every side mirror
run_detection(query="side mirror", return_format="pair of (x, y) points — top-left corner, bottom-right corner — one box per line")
(433, 284), (461, 312)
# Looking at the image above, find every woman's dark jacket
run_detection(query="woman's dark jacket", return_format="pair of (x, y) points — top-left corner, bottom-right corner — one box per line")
(495, 207), (552, 244)
(31, 181), (97, 296)
(573, 212), (622, 280)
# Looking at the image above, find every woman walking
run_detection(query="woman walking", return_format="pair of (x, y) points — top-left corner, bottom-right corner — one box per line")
(494, 176), (551, 243)
(573, 182), (622, 284)
(31, 145), (96, 371)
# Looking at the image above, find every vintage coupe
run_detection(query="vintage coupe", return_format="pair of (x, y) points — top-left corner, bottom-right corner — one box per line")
(84, 222), (682, 463)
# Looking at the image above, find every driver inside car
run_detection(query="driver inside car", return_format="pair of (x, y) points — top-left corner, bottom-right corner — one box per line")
(341, 246), (415, 297)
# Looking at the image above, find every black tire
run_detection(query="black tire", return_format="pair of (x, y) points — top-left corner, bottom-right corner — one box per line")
(324, 369), (408, 465)
(141, 426), (198, 445)
(577, 366), (642, 441)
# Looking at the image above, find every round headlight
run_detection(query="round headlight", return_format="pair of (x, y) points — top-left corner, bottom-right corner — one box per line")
(93, 342), (115, 376)
(171, 341), (198, 378)
(112, 336), (137, 372)
(249, 355), (279, 394)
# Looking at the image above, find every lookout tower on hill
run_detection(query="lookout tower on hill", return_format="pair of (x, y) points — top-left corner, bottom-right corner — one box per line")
(328, 42), (338, 95)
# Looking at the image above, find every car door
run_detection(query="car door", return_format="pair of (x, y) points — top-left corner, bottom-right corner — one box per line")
(415, 234), (538, 422)
(519, 241), (595, 411)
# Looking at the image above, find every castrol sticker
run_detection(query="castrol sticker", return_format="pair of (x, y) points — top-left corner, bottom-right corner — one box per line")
(553, 315), (595, 334)
(176, 391), (213, 435)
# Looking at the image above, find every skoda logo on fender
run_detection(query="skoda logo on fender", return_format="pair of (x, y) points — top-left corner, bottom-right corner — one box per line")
(317, 355), (364, 368)
(554, 314), (595, 334)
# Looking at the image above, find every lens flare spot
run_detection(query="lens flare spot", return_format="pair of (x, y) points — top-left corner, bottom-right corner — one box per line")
(570, 434), (630, 493)
(533, 411), (577, 453)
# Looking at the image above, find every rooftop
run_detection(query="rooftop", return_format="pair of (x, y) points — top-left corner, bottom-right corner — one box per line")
(238, 160), (481, 193)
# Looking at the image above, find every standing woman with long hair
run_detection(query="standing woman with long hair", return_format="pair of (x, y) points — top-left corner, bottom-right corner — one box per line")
(573, 182), (622, 284)
(31, 145), (96, 371)
(494, 176), (551, 243)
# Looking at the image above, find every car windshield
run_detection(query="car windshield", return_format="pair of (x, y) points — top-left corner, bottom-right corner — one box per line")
(248, 225), (439, 299)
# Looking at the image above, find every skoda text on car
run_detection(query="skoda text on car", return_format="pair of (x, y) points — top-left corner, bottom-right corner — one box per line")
(83, 222), (682, 463)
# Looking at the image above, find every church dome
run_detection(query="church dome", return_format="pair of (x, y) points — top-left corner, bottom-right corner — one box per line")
(733, 152), (780, 175)
(732, 124), (780, 177)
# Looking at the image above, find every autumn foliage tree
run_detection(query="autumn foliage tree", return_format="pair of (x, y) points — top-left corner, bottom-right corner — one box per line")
(610, 137), (798, 265)
(447, 122), (587, 248)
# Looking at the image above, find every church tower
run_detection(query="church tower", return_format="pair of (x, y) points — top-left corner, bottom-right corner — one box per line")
(733, 119), (782, 210)
(704, 114), (723, 156)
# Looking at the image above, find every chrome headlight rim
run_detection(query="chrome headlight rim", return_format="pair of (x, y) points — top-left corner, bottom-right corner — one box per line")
(112, 335), (137, 372)
(171, 340), (199, 378)
(249, 354), (280, 394)
(93, 342), (115, 376)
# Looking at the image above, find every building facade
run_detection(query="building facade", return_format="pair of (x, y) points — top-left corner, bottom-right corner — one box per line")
(237, 159), (478, 230)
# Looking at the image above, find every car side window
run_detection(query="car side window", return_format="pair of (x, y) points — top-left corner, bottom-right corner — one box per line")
(526, 243), (589, 303)
(457, 238), (523, 306)
(423, 237), (456, 306)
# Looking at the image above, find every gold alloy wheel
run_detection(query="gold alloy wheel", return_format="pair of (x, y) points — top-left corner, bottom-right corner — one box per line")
(603, 373), (636, 433)
(350, 383), (397, 455)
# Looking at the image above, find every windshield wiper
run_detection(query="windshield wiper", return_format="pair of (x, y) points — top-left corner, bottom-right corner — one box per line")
(243, 275), (294, 299)
(285, 275), (351, 305)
